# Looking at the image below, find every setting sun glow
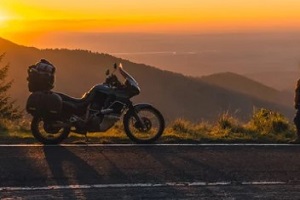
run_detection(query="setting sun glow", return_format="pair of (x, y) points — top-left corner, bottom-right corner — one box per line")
(1, 0), (300, 44)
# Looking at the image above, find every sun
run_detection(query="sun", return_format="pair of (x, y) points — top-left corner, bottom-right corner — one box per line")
(0, 13), (7, 25)
(0, 11), (10, 33)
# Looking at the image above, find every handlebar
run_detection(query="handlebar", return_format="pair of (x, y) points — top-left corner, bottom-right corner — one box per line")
(105, 63), (136, 89)
(105, 74), (122, 88)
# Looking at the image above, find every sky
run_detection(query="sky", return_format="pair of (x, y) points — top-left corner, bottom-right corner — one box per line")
(1, 0), (300, 34)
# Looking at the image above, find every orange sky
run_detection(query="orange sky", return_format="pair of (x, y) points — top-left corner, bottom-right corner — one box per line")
(1, 0), (300, 39)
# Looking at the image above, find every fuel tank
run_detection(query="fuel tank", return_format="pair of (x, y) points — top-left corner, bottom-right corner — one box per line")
(89, 84), (130, 99)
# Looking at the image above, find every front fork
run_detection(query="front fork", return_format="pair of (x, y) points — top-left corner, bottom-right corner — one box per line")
(128, 104), (146, 129)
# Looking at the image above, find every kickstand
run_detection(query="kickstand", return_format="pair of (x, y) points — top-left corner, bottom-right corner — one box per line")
(84, 134), (90, 143)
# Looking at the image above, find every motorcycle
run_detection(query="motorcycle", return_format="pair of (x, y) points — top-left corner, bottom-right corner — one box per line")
(26, 63), (165, 144)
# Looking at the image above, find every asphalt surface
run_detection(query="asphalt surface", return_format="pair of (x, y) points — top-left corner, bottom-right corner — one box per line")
(1, 144), (300, 199)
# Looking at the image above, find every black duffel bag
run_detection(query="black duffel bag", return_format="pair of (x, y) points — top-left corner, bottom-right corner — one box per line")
(27, 59), (55, 92)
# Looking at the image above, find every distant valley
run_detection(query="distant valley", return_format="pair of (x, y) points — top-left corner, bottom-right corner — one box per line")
(7, 31), (300, 92)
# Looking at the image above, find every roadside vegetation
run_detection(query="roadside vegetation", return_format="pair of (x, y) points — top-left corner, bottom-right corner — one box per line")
(164, 108), (296, 143)
(0, 53), (22, 138)
(0, 108), (296, 144)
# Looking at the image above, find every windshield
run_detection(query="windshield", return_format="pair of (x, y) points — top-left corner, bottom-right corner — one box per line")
(118, 63), (139, 87)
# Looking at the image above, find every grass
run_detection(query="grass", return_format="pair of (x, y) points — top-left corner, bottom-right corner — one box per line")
(163, 108), (296, 143)
(0, 108), (297, 143)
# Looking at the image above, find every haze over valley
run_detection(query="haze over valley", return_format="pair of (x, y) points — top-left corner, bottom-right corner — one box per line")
(7, 31), (300, 92)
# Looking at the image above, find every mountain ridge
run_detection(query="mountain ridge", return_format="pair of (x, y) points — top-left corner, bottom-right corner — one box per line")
(0, 37), (294, 122)
(200, 72), (291, 107)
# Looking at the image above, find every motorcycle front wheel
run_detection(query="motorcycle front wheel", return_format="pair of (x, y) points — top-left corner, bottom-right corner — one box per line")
(31, 117), (70, 144)
(124, 105), (165, 144)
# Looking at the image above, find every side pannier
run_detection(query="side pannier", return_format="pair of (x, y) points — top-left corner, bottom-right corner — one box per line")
(26, 91), (62, 118)
(27, 59), (56, 92)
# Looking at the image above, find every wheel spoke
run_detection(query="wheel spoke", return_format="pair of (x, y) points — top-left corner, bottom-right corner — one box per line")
(128, 109), (162, 141)
(31, 117), (70, 144)
(37, 120), (65, 140)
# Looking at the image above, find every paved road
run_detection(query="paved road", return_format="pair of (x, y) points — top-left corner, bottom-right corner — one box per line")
(1, 144), (300, 199)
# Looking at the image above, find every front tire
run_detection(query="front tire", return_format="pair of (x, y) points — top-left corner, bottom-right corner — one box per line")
(31, 117), (70, 144)
(124, 105), (165, 144)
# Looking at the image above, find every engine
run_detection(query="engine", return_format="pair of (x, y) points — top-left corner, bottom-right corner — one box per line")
(87, 114), (120, 132)
(86, 99), (124, 132)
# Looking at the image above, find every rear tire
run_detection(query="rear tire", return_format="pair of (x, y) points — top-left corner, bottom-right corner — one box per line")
(124, 105), (165, 144)
(31, 117), (70, 144)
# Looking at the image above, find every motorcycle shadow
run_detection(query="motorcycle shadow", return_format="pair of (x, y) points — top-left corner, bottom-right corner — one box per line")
(42, 145), (128, 198)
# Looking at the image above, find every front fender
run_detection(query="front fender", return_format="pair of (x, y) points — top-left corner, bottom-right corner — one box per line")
(132, 103), (155, 110)
(124, 103), (154, 116)
(124, 103), (164, 122)
(124, 103), (156, 118)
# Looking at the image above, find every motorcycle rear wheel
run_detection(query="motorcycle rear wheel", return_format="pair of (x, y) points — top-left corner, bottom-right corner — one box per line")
(31, 117), (70, 144)
(124, 106), (165, 144)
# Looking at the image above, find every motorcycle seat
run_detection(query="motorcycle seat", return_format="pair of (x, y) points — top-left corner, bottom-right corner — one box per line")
(56, 92), (92, 106)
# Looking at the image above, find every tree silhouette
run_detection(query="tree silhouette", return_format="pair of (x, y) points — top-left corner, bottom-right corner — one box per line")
(0, 53), (21, 120)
